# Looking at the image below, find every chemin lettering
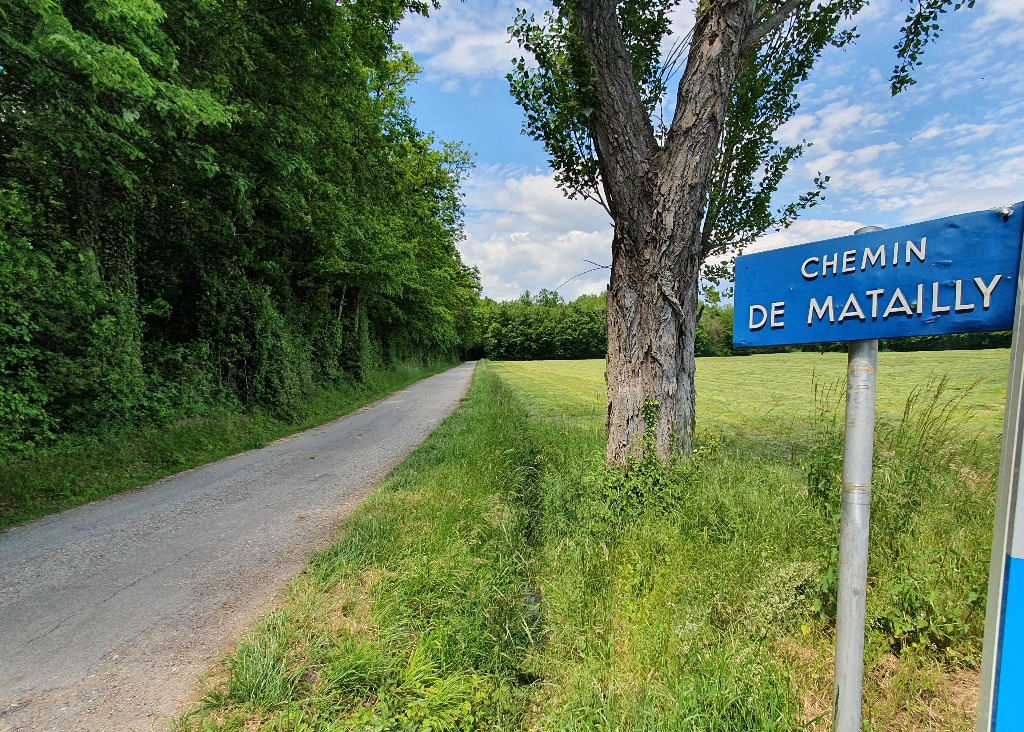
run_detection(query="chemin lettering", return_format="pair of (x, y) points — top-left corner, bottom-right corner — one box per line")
(801, 238), (927, 280)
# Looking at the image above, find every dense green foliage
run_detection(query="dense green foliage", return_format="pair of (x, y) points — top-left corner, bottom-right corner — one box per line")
(0, 0), (478, 460)
(478, 291), (1005, 361)
(476, 290), (734, 361)
(480, 290), (606, 361)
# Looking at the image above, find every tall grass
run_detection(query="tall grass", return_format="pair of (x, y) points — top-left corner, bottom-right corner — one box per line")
(801, 374), (989, 664)
(494, 353), (998, 730)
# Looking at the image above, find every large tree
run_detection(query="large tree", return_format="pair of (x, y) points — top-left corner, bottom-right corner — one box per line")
(509, 0), (971, 464)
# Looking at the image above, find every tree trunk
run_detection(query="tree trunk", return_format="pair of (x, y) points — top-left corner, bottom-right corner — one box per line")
(605, 198), (702, 464)
(576, 0), (757, 464)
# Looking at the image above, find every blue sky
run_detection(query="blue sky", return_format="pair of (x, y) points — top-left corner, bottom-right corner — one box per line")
(395, 0), (1024, 301)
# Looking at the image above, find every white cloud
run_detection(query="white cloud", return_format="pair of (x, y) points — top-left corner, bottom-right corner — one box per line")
(843, 0), (899, 28)
(777, 113), (817, 146)
(496, 176), (607, 230)
(749, 218), (867, 254)
(894, 148), (1024, 223)
(395, 1), (528, 85)
(849, 141), (901, 164)
(948, 122), (1002, 145)
(465, 229), (611, 301)
(915, 124), (947, 141)
(973, 0), (1024, 28)
(429, 31), (512, 78)
(778, 104), (896, 167)
(397, 0), (548, 87)
(813, 103), (892, 148)
(667, 1), (697, 38)
(458, 168), (612, 300)
(811, 142), (902, 174)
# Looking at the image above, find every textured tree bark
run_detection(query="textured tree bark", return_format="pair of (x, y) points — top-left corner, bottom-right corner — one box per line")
(575, 0), (757, 464)
(605, 216), (701, 462)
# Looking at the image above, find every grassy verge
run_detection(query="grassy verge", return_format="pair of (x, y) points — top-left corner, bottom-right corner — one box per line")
(179, 351), (1003, 731)
(176, 363), (541, 731)
(0, 360), (456, 530)
(494, 351), (1000, 731)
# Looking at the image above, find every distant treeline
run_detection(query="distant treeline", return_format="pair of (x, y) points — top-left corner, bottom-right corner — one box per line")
(0, 0), (479, 459)
(701, 305), (1011, 356)
(479, 291), (607, 360)
(479, 291), (1010, 361)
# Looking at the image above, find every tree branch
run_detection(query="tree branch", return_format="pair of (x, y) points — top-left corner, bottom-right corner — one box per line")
(663, 0), (755, 172)
(583, 188), (613, 217)
(741, 0), (808, 55)
(573, 0), (658, 195)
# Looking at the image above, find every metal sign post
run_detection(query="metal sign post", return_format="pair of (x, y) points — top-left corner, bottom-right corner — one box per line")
(978, 209), (1024, 730)
(833, 227), (882, 732)
(833, 339), (876, 731)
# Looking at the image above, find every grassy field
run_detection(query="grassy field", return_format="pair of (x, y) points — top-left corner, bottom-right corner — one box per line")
(494, 351), (1004, 730)
(180, 351), (1007, 731)
(0, 360), (456, 530)
(495, 350), (1009, 442)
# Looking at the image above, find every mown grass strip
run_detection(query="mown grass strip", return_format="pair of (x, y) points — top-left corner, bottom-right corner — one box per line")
(176, 362), (541, 731)
(0, 360), (455, 530)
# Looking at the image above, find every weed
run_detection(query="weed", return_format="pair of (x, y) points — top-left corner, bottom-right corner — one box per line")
(804, 374), (845, 508)
(808, 548), (839, 627)
(877, 375), (981, 487)
(736, 561), (821, 641)
(596, 401), (723, 528)
(800, 368), (992, 668)
(223, 625), (300, 710)
(870, 565), (986, 665)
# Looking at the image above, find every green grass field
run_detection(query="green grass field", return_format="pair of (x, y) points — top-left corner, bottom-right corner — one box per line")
(492, 351), (1004, 730)
(180, 351), (1007, 731)
(493, 350), (1010, 443)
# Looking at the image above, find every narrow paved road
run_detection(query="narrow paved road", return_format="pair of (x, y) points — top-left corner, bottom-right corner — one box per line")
(0, 362), (475, 732)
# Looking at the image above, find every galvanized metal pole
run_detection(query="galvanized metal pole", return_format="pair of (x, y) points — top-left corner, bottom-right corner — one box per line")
(978, 203), (1023, 732)
(833, 226), (882, 731)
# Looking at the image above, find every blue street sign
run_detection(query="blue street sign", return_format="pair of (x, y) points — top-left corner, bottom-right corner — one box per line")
(733, 205), (1024, 347)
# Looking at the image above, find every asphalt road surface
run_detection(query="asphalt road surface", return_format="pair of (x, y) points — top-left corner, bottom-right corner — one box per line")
(0, 362), (476, 732)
